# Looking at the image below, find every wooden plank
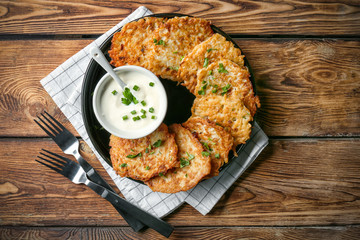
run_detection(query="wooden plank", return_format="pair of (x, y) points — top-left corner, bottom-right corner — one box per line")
(0, 138), (359, 226)
(0, 39), (359, 137)
(1, 226), (360, 240)
(0, 1), (359, 36)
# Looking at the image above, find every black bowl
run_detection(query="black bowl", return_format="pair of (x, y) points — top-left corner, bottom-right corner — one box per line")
(81, 13), (256, 171)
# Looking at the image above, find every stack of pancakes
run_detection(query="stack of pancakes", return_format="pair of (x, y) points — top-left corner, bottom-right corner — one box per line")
(108, 16), (260, 193)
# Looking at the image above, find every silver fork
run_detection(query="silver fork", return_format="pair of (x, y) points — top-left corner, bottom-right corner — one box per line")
(36, 149), (174, 238)
(34, 111), (145, 231)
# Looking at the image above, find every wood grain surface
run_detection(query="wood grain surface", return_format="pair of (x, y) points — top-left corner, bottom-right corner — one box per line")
(1, 226), (360, 240)
(1, 1), (359, 239)
(0, 1), (359, 36)
(0, 39), (359, 137)
(1, 139), (359, 226)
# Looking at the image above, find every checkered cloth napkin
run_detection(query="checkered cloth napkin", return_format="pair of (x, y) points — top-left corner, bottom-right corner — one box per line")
(40, 6), (269, 217)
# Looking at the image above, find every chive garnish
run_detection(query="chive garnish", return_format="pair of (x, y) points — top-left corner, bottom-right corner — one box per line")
(203, 57), (209, 68)
(126, 152), (141, 158)
(149, 107), (154, 113)
(141, 109), (146, 114)
(120, 163), (127, 167)
(141, 114), (146, 119)
(111, 90), (118, 95)
(141, 100), (146, 106)
(180, 158), (190, 168)
(218, 63), (228, 73)
(131, 110), (137, 115)
(202, 151), (210, 157)
(151, 115), (156, 119)
(122, 115), (128, 120)
(153, 139), (162, 147)
(221, 84), (232, 95)
(145, 166), (150, 170)
(149, 82), (155, 87)
(133, 85), (140, 91)
(132, 116), (141, 121)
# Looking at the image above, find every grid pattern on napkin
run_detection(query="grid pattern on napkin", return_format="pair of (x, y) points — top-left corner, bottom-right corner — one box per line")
(40, 6), (268, 218)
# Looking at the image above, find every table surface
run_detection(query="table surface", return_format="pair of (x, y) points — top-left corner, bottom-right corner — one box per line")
(1, 1), (359, 239)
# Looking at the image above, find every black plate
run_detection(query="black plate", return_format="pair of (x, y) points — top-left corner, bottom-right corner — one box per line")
(82, 13), (256, 171)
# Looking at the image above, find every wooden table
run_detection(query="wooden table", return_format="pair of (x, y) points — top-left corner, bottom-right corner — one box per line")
(1, 1), (359, 239)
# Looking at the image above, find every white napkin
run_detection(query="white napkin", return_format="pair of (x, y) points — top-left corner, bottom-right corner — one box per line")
(40, 6), (269, 217)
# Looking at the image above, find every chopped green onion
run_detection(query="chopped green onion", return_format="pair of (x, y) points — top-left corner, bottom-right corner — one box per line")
(151, 115), (156, 119)
(132, 116), (141, 121)
(121, 87), (138, 105)
(126, 152), (141, 158)
(209, 70), (213, 75)
(131, 110), (137, 115)
(203, 57), (209, 68)
(133, 85), (140, 91)
(186, 152), (195, 160)
(145, 166), (150, 170)
(141, 109), (146, 114)
(149, 82), (155, 87)
(180, 158), (190, 168)
(185, 173), (188, 178)
(120, 163), (127, 167)
(122, 115), (128, 120)
(153, 139), (162, 148)
(141, 100), (146, 106)
(154, 39), (166, 46)
(202, 151), (210, 157)
(159, 172), (166, 177)
(149, 107), (154, 113)
(221, 84), (232, 95)
(111, 90), (118, 95)
(218, 63), (228, 73)
(215, 153), (220, 159)
(207, 48), (218, 53)
(141, 114), (146, 119)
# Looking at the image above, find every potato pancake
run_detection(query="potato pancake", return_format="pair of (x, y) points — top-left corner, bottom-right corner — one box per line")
(179, 33), (245, 94)
(182, 117), (233, 178)
(110, 123), (178, 182)
(195, 58), (260, 116)
(148, 16), (213, 81)
(109, 17), (165, 69)
(191, 94), (253, 146)
(145, 124), (211, 193)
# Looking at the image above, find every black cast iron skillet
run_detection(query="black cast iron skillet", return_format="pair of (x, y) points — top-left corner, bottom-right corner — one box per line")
(81, 13), (257, 178)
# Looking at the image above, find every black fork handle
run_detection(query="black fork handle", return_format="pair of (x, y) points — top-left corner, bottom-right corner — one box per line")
(85, 180), (173, 238)
(76, 155), (146, 232)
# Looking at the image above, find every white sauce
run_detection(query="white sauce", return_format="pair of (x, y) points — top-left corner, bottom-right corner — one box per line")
(99, 71), (161, 132)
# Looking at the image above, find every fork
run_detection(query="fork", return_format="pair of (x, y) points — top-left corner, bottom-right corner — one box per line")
(36, 149), (174, 238)
(34, 111), (145, 231)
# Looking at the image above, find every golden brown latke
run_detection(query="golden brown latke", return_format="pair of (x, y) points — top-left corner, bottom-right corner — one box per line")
(148, 16), (213, 81)
(179, 33), (245, 94)
(145, 124), (211, 193)
(109, 17), (165, 69)
(191, 94), (253, 146)
(195, 58), (260, 116)
(182, 117), (233, 178)
(110, 123), (178, 182)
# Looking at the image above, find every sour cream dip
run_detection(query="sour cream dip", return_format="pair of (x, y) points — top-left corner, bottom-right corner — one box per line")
(93, 66), (167, 139)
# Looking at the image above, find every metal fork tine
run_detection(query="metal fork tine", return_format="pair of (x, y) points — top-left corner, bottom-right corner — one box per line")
(44, 110), (65, 131)
(40, 112), (62, 134)
(33, 119), (56, 138)
(41, 149), (71, 164)
(36, 114), (59, 137)
(35, 159), (62, 174)
(37, 154), (65, 169)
